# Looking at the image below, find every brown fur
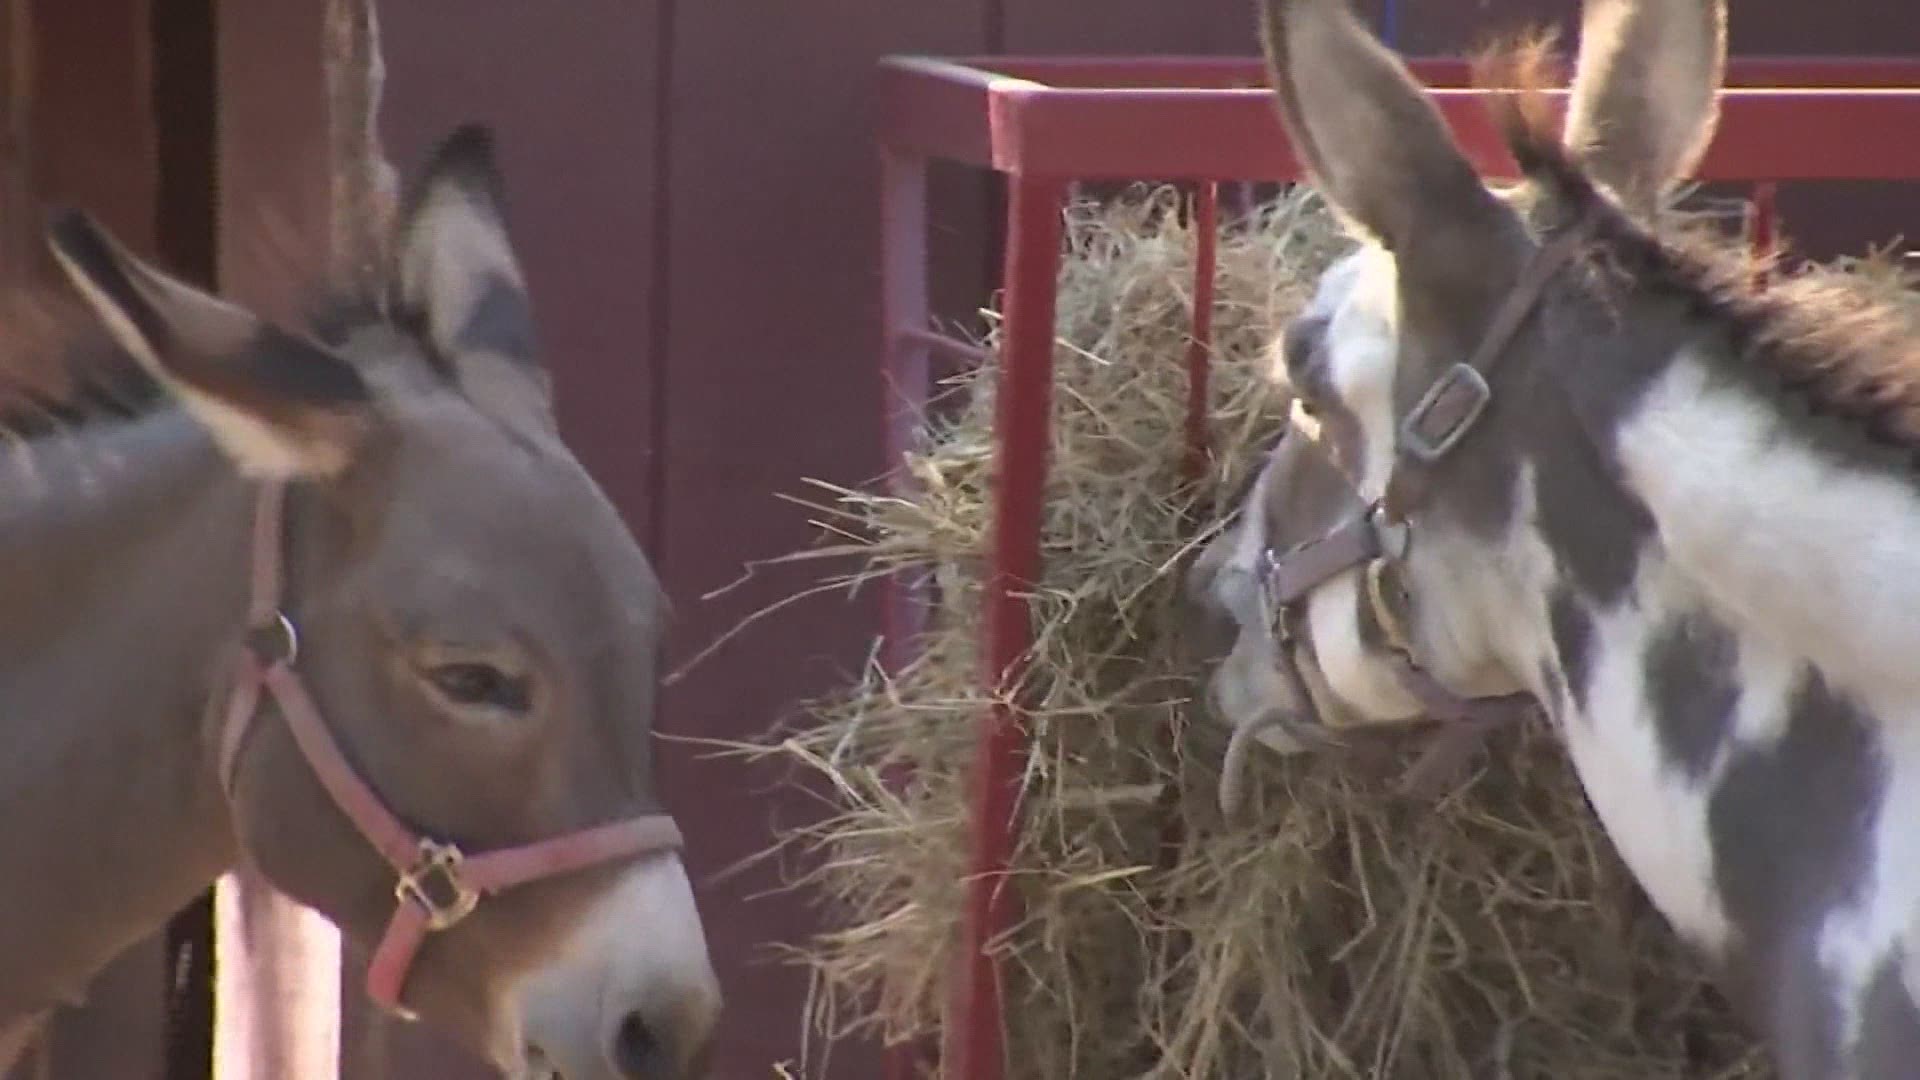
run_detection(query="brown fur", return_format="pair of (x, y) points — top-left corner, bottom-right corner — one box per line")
(1479, 38), (1920, 459)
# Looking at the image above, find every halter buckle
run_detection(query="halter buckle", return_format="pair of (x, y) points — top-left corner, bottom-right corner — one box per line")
(1400, 363), (1491, 463)
(395, 839), (481, 931)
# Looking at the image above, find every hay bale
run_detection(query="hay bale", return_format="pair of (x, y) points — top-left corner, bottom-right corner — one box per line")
(759, 185), (1767, 1079)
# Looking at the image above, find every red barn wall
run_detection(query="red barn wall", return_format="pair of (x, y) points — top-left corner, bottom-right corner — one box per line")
(3, 1), (1918, 1078)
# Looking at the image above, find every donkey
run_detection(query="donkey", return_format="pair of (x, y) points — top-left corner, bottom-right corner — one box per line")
(0, 125), (718, 1079)
(1190, 0), (1920, 1075)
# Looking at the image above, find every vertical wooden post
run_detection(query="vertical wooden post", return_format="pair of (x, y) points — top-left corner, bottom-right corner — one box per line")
(324, 0), (395, 295)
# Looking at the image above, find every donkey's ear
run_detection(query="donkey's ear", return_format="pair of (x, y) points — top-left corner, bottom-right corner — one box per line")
(46, 210), (371, 479)
(393, 125), (542, 380)
(1563, 0), (1727, 216)
(1257, 0), (1508, 269)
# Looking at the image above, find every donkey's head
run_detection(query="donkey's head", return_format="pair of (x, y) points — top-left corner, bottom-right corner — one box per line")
(1190, 0), (1726, 747)
(45, 127), (717, 1078)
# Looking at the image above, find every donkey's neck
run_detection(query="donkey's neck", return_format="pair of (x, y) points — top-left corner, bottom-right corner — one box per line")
(1555, 320), (1920, 702)
(1509, 338), (1920, 1075)
(0, 412), (250, 1022)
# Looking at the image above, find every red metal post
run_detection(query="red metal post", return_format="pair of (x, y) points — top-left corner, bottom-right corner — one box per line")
(1162, 182), (1218, 873)
(1748, 180), (1779, 287)
(1163, 181), (1218, 863)
(947, 173), (1067, 1080)
(1182, 183), (1219, 483)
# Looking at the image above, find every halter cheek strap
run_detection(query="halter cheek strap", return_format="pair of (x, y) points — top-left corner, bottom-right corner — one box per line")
(217, 482), (684, 1013)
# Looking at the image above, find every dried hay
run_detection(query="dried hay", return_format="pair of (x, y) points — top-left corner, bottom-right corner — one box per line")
(752, 185), (1772, 1079)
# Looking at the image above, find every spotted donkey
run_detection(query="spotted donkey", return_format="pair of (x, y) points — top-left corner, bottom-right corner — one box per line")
(1189, 0), (1920, 1074)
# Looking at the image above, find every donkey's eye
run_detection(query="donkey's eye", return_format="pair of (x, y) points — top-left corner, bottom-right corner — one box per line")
(426, 662), (532, 714)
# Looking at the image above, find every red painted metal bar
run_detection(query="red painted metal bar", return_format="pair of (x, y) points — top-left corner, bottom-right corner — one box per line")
(879, 56), (1920, 182)
(990, 88), (1920, 182)
(958, 55), (1920, 91)
(946, 173), (1068, 1080)
(875, 57), (1024, 167)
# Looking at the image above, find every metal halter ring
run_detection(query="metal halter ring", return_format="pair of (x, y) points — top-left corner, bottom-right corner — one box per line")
(244, 612), (301, 666)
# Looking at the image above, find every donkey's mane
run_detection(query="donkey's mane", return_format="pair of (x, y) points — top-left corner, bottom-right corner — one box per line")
(0, 285), (162, 442)
(1478, 37), (1920, 458)
(0, 276), (382, 445)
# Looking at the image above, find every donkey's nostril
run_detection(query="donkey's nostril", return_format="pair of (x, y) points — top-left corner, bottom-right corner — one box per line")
(611, 1010), (664, 1078)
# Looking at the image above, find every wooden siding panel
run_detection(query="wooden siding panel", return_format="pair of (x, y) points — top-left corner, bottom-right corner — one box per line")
(1001, 0), (1294, 55)
(0, 0), (28, 285)
(28, 0), (159, 260)
(377, 0), (668, 553)
(0, 0), (162, 288)
(215, 0), (331, 321)
(659, 1), (992, 1075)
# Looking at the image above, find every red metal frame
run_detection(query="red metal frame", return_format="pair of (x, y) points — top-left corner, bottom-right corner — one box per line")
(874, 54), (1920, 1080)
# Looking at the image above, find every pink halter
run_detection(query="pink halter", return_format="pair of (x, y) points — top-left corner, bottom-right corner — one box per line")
(218, 482), (683, 1011)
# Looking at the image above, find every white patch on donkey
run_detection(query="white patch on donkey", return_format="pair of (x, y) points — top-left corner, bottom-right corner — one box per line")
(1619, 352), (1920, 700)
(1559, 558), (1735, 954)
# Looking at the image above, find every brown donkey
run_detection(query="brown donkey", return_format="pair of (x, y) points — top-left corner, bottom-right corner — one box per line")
(1191, 0), (1920, 1075)
(0, 126), (718, 1079)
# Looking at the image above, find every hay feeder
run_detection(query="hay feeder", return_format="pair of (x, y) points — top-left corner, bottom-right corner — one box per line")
(752, 53), (1919, 1080)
